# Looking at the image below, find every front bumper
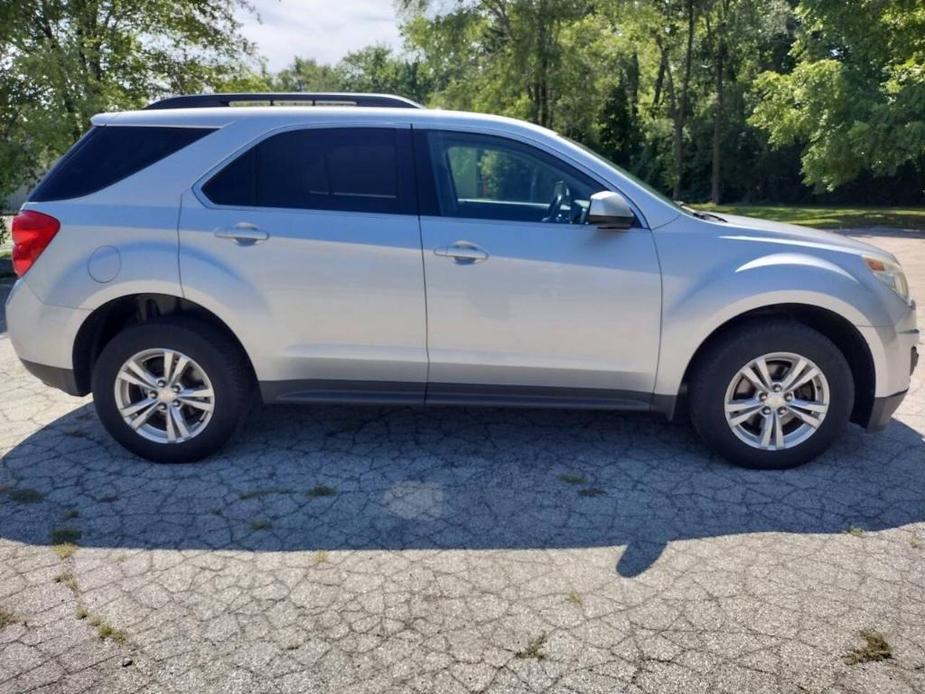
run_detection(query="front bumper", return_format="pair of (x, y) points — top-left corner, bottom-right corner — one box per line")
(866, 389), (909, 431)
(20, 360), (83, 397)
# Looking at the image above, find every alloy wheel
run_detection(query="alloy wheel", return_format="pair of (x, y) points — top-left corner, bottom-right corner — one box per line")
(723, 352), (830, 451)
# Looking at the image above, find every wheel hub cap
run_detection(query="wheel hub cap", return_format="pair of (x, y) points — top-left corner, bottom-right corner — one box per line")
(724, 352), (830, 451)
(114, 348), (215, 445)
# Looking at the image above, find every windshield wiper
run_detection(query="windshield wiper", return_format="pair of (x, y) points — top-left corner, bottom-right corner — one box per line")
(678, 203), (726, 223)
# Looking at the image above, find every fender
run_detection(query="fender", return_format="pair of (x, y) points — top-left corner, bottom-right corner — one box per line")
(654, 250), (893, 398)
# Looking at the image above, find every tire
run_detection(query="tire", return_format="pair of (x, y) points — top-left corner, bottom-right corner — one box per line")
(689, 319), (854, 470)
(91, 317), (252, 463)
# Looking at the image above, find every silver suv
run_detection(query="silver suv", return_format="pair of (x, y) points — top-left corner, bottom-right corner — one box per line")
(6, 92), (919, 468)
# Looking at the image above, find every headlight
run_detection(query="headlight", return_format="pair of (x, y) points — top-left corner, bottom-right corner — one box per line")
(864, 256), (910, 302)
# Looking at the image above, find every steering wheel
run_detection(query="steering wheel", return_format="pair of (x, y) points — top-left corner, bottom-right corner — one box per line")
(542, 180), (570, 223)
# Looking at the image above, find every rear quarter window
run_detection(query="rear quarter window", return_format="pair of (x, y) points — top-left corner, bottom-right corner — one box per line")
(30, 126), (215, 202)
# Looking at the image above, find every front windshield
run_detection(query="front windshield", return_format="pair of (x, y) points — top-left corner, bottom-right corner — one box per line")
(564, 137), (680, 209)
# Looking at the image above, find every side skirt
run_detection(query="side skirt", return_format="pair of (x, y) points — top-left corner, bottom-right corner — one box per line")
(260, 379), (665, 413)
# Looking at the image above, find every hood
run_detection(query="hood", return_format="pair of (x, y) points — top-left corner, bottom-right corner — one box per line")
(714, 213), (895, 261)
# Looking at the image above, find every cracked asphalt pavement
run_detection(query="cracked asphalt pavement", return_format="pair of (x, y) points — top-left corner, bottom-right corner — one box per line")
(0, 229), (923, 693)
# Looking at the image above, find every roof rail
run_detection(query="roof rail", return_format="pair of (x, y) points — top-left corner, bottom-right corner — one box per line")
(145, 92), (424, 110)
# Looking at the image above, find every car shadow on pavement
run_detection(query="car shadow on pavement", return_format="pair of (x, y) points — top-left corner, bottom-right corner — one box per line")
(1, 402), (923, 577)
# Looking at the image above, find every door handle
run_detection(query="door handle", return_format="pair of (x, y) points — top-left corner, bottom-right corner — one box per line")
(434, 241), (489, 264)
(214, 223), (269, 245)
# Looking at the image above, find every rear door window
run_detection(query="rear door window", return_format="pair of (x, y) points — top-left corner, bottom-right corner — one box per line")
(202, 127), (414, 215)
(30, 126), (215, 202)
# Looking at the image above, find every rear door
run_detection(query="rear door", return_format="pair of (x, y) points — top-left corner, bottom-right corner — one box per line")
(179, 124), (427, 403)
(415, 129), (662, 405)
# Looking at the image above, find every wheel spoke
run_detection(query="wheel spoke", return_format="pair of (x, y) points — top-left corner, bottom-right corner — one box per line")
(741, 366), (770, 394)
(759, 412), (774, 448)
(788, 366), (820, 393)
(788, 406), (822, 428)
(170, 406), (191, 440)
(773, 411), (785, 449)
(778, 358), (806, 391)
(178, 387), (213, 399)
(754, 357), (773, 391)
(167, 355), (190, 387)
(162, 350), (174, 385)
(119, 396), (156, 418)
(164, 405), (177, 443)
(125, 360), (158, 388)
(789, 398), (827, 414)
(726, 399), (764, 427)
(129, 401), (158, 430)
(117, 370), (152, 390)
(725, 397), (762, 413)
(178, 396), (214, 413)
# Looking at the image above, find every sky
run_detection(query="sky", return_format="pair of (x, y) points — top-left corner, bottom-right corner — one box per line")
(238, 0), (405, 72)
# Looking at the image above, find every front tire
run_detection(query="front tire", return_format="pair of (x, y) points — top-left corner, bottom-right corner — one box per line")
(92, 318), (252, 463)
(689, 320), (854, 469)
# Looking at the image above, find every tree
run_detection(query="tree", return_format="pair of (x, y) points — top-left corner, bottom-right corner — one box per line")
(275, 58), (344, 92)
(750, 0), (925, 191)
(399, 0), (595, 130)
(0, 0), (257, 199)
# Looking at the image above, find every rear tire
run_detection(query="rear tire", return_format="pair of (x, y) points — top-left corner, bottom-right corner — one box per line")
(92, 318), (252, 463)
(689, 319), (854, 469)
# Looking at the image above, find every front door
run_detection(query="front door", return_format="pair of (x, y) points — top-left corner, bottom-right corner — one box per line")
(179, 125), (427, 403)
(416, 130), (662, 406)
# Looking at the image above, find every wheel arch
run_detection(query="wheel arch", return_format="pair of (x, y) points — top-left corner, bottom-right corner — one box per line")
(72, 293), (257, 396)
(676, 304), (875, 427)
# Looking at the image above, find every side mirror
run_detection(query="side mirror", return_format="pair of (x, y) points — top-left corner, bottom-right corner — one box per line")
(588, 191), (635, 230)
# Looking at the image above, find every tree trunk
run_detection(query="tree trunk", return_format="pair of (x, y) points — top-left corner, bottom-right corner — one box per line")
(711, 28), (725, 203)
(673, 0), (695, 201)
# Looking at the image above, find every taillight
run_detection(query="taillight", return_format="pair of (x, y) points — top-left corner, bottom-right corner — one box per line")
(11, 210), (60, 277)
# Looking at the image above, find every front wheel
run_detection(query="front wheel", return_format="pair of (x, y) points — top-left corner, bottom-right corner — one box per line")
(689, 320), (854, 469)
(92, 318), (252, 463)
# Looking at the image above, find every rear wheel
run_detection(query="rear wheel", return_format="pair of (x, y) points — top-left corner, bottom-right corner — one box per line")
(689, 320), (854, 469)
(92, 318), (252, 463)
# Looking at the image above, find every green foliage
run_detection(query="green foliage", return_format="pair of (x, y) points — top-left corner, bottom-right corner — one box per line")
(0, 0), (258, 199)
(751, 0), (925, 190)
(0, 0), (921, 206)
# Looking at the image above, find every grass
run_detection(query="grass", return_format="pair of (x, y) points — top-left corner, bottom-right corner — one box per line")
(54, 571), (79, 593)
(566, 592), (583, 606)
(313, 550), (329, 565)
(845, 525), (865, 538)
(0, 608), (20, 630)
(558, 473), (587, 486)
(306, 485), (336, 499)
(843, 630), (892, 665)
(6, 488), (44, 503)
(695, 204), (925, 231)
(250, 519), (272, 531)
(578, 487), (607, 498)
(51, 526), (82, 558)
(82, 612), (128, 644)
(515, 633), (547, 661)
(239, 488), (290, 500)
(54, 543), (79, 559)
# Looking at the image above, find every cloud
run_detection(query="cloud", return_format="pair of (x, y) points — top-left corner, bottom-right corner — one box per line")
(239, 0), (404, 71)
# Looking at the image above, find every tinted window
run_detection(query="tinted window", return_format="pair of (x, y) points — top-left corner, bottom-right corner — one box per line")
(423, 131), (602, 224)
(30, 126), (214, 202)
(203, 128), (409, 214)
